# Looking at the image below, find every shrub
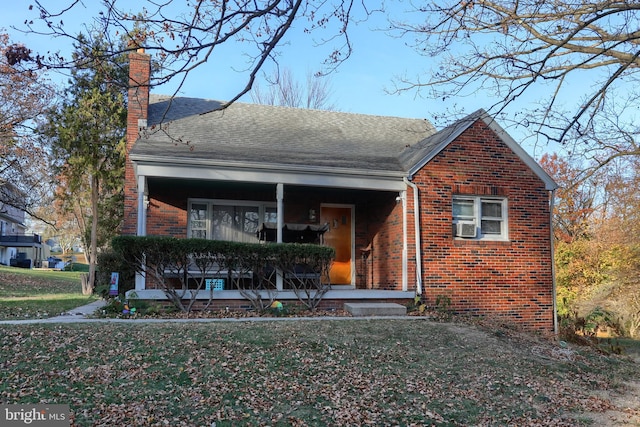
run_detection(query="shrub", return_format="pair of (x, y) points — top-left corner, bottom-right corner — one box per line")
(558, 306), (624, 352)
(111, 236), (335, 313)
(433, 294), (453, 321)
(96, 249), (136, 298)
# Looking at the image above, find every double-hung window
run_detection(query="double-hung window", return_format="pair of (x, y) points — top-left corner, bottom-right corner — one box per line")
(452, 196), (508, 240)
(188, 200), (277, 243)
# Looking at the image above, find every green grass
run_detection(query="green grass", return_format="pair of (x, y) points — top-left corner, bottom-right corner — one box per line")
(64, 263), (90, 273)
(0, 320), (638, 426)
(0, 266), (97, 319)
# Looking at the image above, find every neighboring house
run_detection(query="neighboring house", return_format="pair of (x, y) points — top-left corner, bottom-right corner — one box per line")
(124, 51), (558, 331)
(0, 183), (44, 268)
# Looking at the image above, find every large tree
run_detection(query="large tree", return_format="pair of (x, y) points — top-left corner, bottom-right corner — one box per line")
(251, 67), (337, 110)
(538, 153), (601, 243)
(19, 1), (369, 102)
(542, 152), (640, 336)
(0, 32), (55, 219)
(42, 34), (127, 294)
(19, 2), (639, 166)
(388, 1), (640, 167)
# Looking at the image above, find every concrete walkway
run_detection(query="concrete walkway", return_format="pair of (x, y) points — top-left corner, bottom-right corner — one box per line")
(0, 299), (420, 325)
(0, 299), (107, 325)
(59, 299), (108, 317)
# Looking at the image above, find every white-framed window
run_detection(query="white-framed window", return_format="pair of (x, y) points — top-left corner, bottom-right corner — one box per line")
(188, 199), (276, 243)
(452, 196), (508, 240)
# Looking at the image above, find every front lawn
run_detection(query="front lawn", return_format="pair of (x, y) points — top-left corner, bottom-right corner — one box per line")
(0, 266), (97, 319)
(0, 320), (638, 426)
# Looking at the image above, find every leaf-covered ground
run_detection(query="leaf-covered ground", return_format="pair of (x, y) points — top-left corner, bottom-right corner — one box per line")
(0, 266), (95, 320)
(1, 319), (638, 426)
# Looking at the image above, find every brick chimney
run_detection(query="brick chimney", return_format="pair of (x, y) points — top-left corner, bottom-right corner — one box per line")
(123, 49), (151, 235)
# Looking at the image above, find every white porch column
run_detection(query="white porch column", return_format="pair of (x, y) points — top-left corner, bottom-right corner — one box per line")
(404, 177), (422, 295)
(276, 183), (284, 243)
(135, 174), (147, 291)
(276, 183), (284, 290)
(136, 174), (148, 236)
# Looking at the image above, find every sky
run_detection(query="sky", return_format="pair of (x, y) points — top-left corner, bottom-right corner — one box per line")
(1, 1), (547, 157)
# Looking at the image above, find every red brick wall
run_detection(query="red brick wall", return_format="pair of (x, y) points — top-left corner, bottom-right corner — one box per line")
(411, 119), (554, 331)
(123, 50), (151, 235)
(370, 202), (409, 291)
(145, 193), (188, 237)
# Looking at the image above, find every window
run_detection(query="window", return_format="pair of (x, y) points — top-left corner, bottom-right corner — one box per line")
(188, 200), (276, 243)
(452, 196), (508, 240)
(189, 203), (208, 239)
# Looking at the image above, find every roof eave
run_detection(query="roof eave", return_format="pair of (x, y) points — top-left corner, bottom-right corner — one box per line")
(130, 154), (407, 191)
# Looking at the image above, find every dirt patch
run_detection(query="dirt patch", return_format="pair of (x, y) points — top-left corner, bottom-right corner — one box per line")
(584, 380), (640, 426)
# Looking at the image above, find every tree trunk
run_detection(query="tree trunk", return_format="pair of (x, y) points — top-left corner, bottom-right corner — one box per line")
(80, 273), (92, 295)
(87, 174), (100, 294)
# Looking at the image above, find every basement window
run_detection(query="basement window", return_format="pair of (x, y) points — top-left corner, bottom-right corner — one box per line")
(452, 196), (508, 240)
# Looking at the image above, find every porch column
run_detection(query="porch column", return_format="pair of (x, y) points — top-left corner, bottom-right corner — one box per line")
(136, 174), (148, 236)
(135, 174), (147, 291)
(276, 183), (284, 243)
(276, 183), (284, 290)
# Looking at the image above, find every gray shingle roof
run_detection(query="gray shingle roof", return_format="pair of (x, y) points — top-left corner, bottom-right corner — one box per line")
(131, 95), (438, 172)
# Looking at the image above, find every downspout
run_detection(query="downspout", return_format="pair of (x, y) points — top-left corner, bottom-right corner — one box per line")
(550, 189), (558, 335)
(403, 177), (423, 295)
(401, 190), (408, 291)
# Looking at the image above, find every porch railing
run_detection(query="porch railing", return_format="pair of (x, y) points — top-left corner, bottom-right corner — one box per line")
(0, 234), (42, 244)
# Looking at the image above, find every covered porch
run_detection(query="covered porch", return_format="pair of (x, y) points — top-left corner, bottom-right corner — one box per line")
(127, 162), (421, 302)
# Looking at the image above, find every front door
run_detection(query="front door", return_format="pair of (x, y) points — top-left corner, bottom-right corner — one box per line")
(320, 205), (354, 285)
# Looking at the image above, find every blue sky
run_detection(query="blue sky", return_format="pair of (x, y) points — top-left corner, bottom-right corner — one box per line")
(1, 1), (544, 156)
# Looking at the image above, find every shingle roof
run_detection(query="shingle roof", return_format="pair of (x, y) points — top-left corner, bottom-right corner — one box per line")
(130, 95), (437, 172)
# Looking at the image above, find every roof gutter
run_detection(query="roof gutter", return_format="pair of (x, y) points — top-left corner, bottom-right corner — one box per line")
(130, 154), (408, 179)
(403, 177), (423, 295)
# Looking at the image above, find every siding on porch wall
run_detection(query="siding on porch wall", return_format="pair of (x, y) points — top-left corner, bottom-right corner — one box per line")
(413, 119), (554, 331)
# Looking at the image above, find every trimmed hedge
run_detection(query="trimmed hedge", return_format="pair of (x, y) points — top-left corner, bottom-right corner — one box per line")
(111, 236), (335, 312)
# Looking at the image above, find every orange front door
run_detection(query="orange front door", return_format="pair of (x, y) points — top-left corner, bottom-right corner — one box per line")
(320, 206), (353, 285)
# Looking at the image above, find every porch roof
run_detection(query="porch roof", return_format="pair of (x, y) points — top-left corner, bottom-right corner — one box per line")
(131, 96), (438, 176)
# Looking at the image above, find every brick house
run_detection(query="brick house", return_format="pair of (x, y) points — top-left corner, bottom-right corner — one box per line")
(124, 51), (558, 331)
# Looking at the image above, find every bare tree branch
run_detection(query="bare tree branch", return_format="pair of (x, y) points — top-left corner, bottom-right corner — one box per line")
(251, 66), (337, 110)
(17, 0), (372, 105)
(389, 0), (640, 169)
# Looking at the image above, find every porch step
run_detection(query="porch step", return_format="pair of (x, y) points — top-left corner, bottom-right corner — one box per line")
(344, 303), (407, 317)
